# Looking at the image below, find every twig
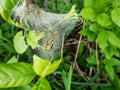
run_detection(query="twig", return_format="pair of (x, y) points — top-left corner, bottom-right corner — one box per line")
(73, 20), (88, 81)
(73, 35), (82, 63)
(96, 40), (100, 73)
(61, 34), (65, 59)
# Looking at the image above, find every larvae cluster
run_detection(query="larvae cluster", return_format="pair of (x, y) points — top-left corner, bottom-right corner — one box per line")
(13, 0), (79, 60)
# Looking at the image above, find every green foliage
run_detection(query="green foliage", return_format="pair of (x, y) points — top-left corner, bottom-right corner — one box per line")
(96, 13), (112, 27)
(80, 6), (95, 20)
(0, 85), (32, 90)
(27, 31), (45, 49)
(84, 0), (94, 7)
(105, 64), (114, 81)
(0, 0), (63, 89)
(1, 0), (120, 90)
(86, 52), (97, 65)
(62, 66), (72, 90)
(48, 0), (82, 13)
(13, 31), (28, 54)
(89, 23), (101, 33)
(0, 0), (18, 24)
(0, 22), (16, 62)
(33, 55), (62, 77)
(32, 77), (51, 90)
(13, 30), (45, 54)
(97, 30), (108, 50)
(0, 62), (36, 88)
(80, 0), (120, 89)
(93, 0), (110, 12)
(111, 7), (120, 27)
(108, 31), (120, 48)
(0, 0), (27, 29)
(81, 28), (96, 42)
(7, 56), (17, 63)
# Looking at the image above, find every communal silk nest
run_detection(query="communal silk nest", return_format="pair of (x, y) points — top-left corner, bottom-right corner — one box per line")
(13, 0), (79, 60)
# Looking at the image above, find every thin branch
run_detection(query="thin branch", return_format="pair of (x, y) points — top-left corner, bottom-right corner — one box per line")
(96, 40), (100, 73)
(73, 20), (88, 81)
(74, 35), (82, 63)
(61, 34), (65, 59)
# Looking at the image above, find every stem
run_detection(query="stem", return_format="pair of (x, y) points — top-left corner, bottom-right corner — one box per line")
(61, 34), (65, 59)
(96, 40), (99, 73)
(73, 20), (88, 81)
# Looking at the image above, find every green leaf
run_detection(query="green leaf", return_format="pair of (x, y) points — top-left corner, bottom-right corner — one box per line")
(80, 6), (96, 20)
(112, 0), (120, 8)
(7, 56), (18, 63)
(97, 30), (108, 49)
(0, 0), (18, 24)
(78, 42), (84, 57)
(0, 62), (36, 88)
(80, 28), (96, 42)
(89, 23), (101, 33)
(33, 55), (49, 76)
(62, 66), (72, 90)
(108, 32), (120, 48)
(112, 74), (120, 89)
(100, 86), (116, 90)
(33, 55), (62, 77)
(13, 31), (28, 54)
(84, 0), (94, 7)
(97, 13), (112, 27)
(111, 8), (120, 27)
(0, 30), (2, 38)
(103, 58), (120, 66)
(102, 45), (119, 59)
(93, 0), (110, 12)
(15, 85), (32, 90)
(32, 77), (51, 90)
(105, 64), (114, 81)
(86, 53), (97, 65)
(27, 30), (45, 49)
(0, 85), (32, 90)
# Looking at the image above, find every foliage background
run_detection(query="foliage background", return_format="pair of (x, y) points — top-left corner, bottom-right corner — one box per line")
(0, 0), (120, 90)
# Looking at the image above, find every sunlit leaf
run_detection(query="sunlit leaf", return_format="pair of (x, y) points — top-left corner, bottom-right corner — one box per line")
(0, 85), (32, 90)
(33, 55), (62, 77)
(0, 0), (18, 24)
(7, 56), (17, 63)
(33, 55), (49, 76)
(27, 30), (45, 49)
(80, 28), (96, 42)
(102, 45), (119, 59)
(103, 58), (120, 66)
(111, 8), (120, 27)
(105, 64), (114, 81)
(0, 62), (36, 88)
(15, 85), (32, 90)
(97, 13), (112, 27)
(13, 31), (28, 54)
(93, 0), (110, 12)
(80, 6), (96, 20)
(32, 77), (51, 90)
(112, 74), (120, 89)
(89, 23), (101, 33)
(108, 32), (120, 48)
(112, 0), (120, 8)
(84, 0), (94, 7)
(97, 30), (109, 49)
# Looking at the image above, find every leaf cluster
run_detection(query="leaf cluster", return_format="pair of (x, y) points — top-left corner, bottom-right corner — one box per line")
(80, 0), (120, 89)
